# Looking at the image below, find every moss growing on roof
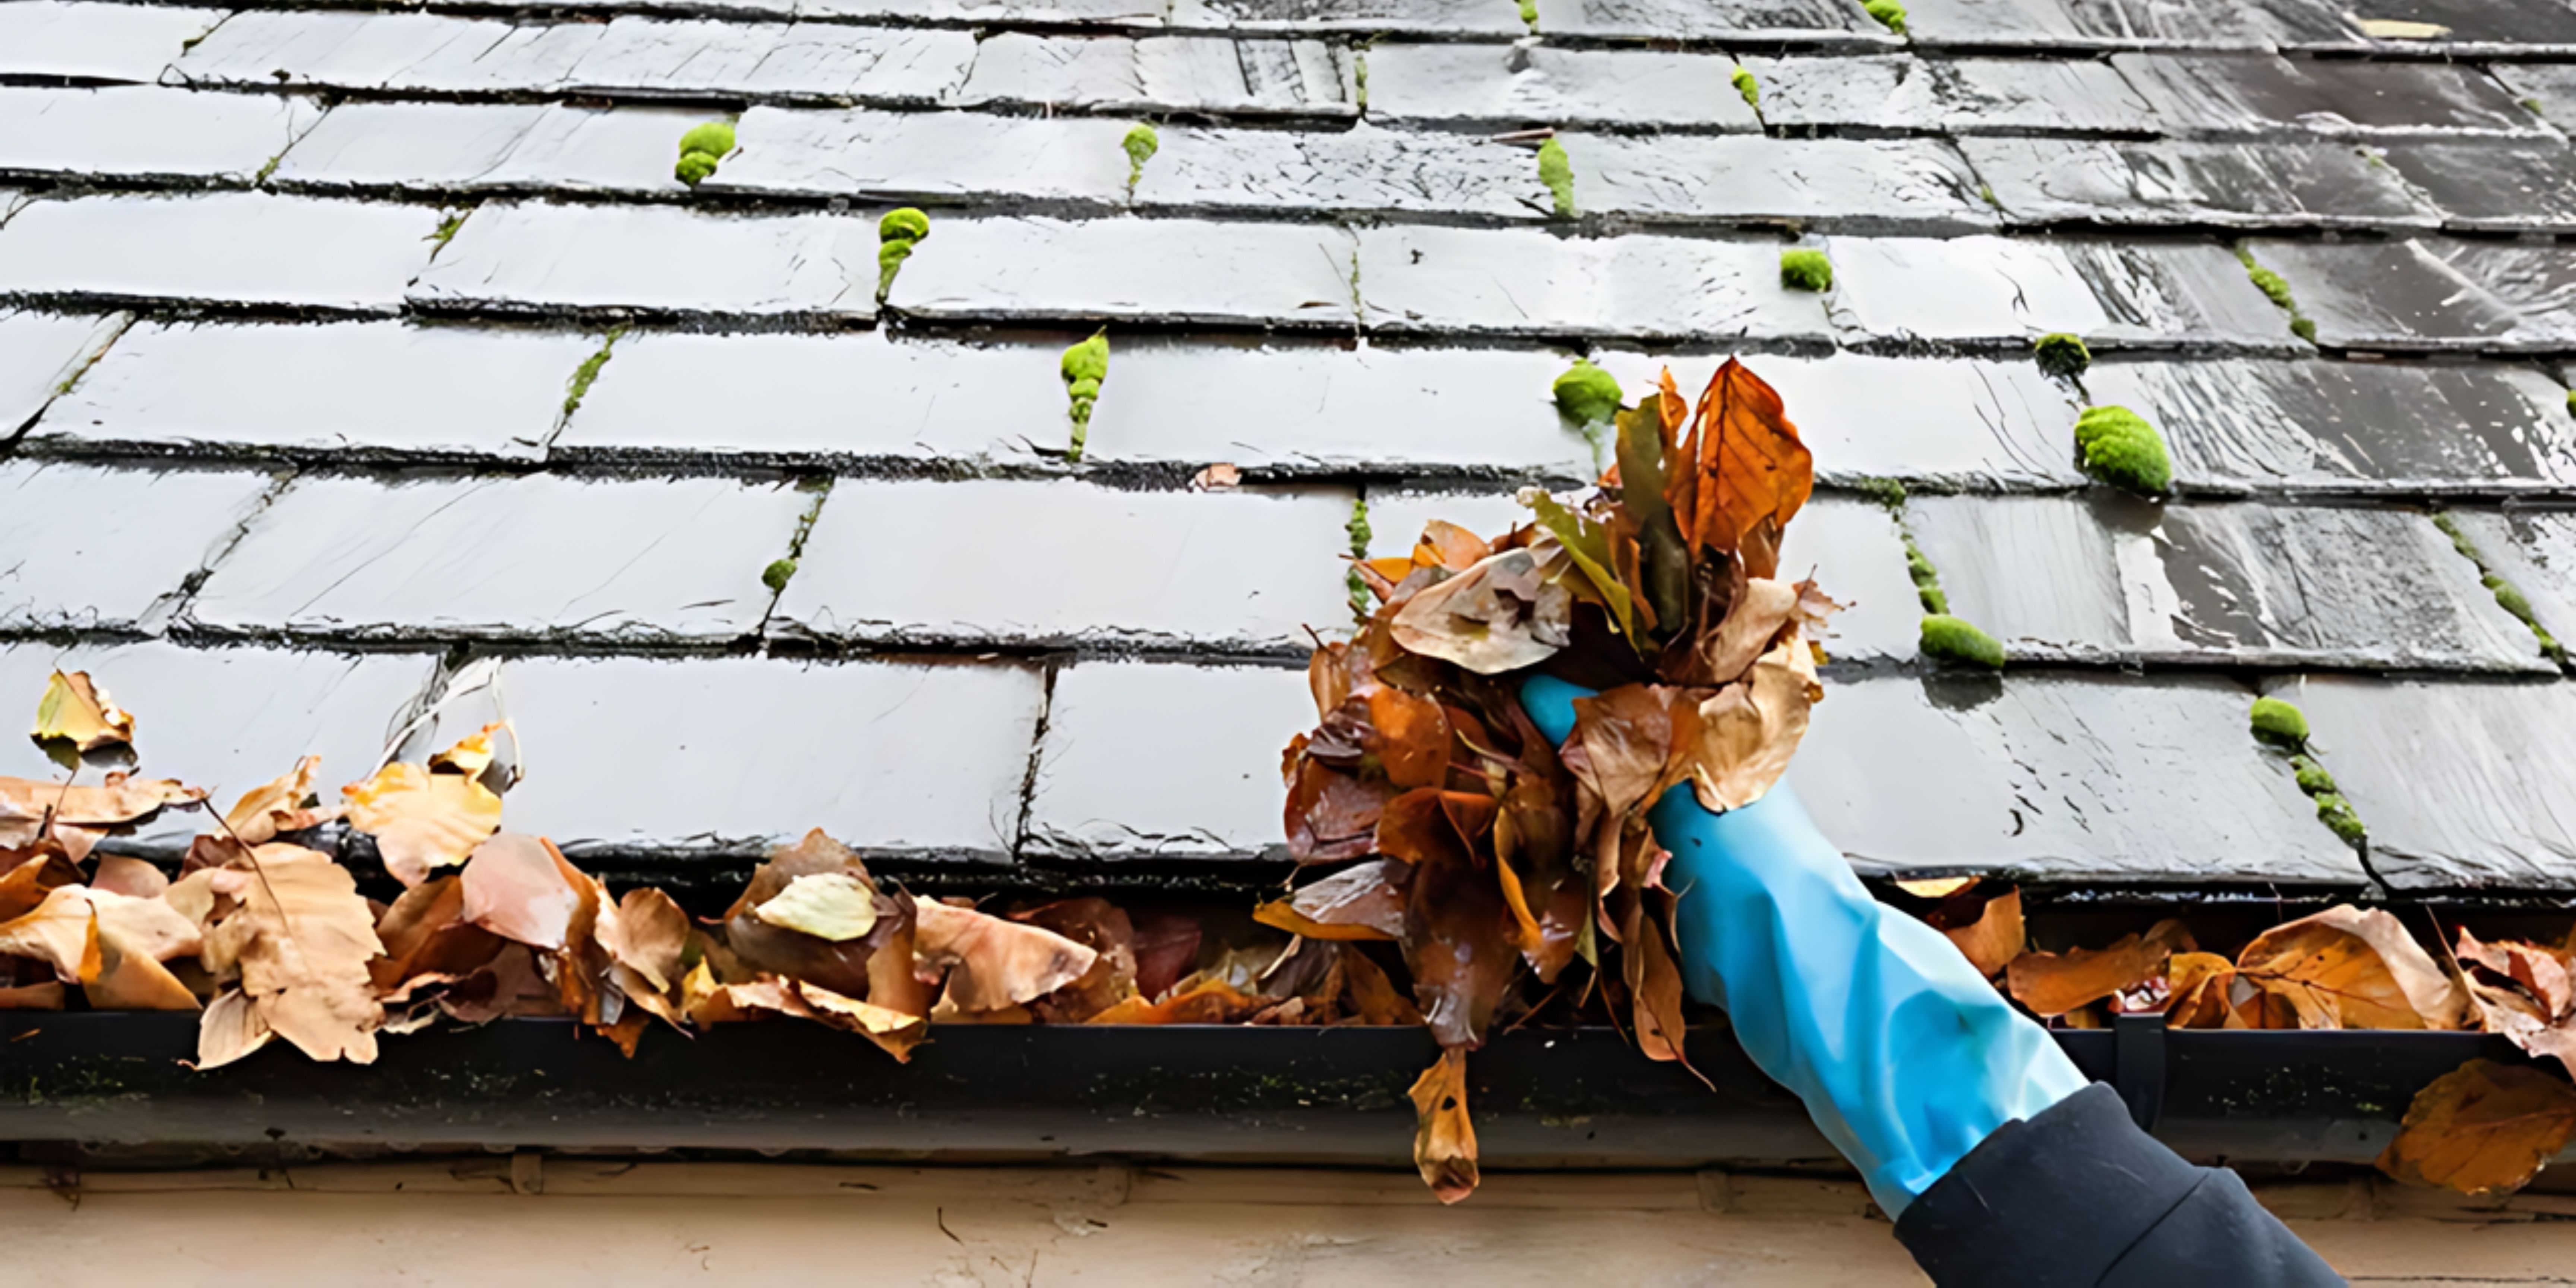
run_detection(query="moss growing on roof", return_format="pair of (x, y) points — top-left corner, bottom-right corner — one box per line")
(2433, 512), (2566, 662)
(1921, 614), (2004, 668)
(1551, 360), (1623, 425)
(674, 151), (720, 187)
(1122, 123), (1159, 193)
(876, 206), (930, 302)
(1779, 249), (1832, 292)
(2235, 246), (2316, 345)
(559, 328), (624, 423)
(2291, 755), (2337, 796)
(2034, 332), (2090, 379)
(1062, 330), (1110, 462)
(1346, 495), (1373, 621)
(2312, 792), (2367, 845)
(2073, 405), (2172, 496)
(1537, 139), (1577, 219)
(1731, 66), (1760, 110)
(1862, 0), (1907, 33)
(674, 120), (735, 187)
(761, 558), (798, 594)
(2250, 696), (2308, 748)
(1517, 0), (1538, 32)
(1853, 476), (1906, 513)
(1904, 541), (1948, 615)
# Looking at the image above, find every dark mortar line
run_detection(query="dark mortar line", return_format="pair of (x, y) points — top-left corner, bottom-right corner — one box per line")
(748, 476), (832, 633)
(1007, 657), (1063, 860)
(0, 314), (132, 455)
(763, 628), (1314, 667)
(0, 293), (398, 324)
(151, 464), (304, 629)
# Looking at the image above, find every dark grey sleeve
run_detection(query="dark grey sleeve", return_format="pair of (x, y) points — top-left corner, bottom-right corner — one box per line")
(1893, 1083), (2347, 1288)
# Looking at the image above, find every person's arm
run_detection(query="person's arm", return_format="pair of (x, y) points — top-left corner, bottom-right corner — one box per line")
(1520, 675), (2344, 1287)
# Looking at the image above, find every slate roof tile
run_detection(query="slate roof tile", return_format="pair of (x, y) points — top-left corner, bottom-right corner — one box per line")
(0, 310), (124, 433)
(1897, 0), (2359, 52)
(2108, 53), (2543, 139)
(271, 102), (711, 197)
(0, 459), (280, 633)
(1744, 55), (2155, 134)
(409, 201), (881, 320)
(1025, 659), (1315, 859)
(1824, 236), (2292, 350)
(1361, 44), (1760, 130)
(0, 193), (438, 312)
(1960, 136), (2440, 231)
(956, 34), (1354, 115)
(1571, 135), (1995, 233)
(1356, 225), (1831, 340)
(0, 86), (321, 185)
(888, 216), (1358, 328)
(0, 1), (222, 84)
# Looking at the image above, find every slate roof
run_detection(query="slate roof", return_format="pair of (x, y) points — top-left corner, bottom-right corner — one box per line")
(4, 0), (2576, 899)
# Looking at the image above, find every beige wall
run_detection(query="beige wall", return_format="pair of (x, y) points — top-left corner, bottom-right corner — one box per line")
(4, 1159), (2569, 1286)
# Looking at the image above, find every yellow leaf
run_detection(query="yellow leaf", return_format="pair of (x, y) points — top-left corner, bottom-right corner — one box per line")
(343, 736), (505, 887)
(0, 885), (99, 982)
(786, 978), (928, 1062)
(32, 670), (132, 762)
(2380, 1059), (2576, 1195)
(752, 872), (881, 943)
(1408, 1048), (1480, 1205)
(222, 755), (329, 846)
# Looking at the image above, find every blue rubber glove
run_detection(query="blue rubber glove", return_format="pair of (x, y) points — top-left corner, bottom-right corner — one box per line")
(1523, 675), (2089, 1219)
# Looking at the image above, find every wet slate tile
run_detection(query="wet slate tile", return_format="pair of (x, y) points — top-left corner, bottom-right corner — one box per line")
(448, 655), (1044, 859)
(2110, 53), (2541, 139)
(1025, 660), (1316, 859)
(2270, 675), (2576, 891)
(0, 460), (279, 632)
(1361, 44), (1759, 130)
(2239, 238), (2520, 352)
(37, 321), (595, 460)
(2329, 0), (2576, 55)
(0, 194), (438, 313)
(2376, 140), (2576, 234)
(0, 310), (123, 432)
(556, 329), (1064, 464)
(1828, 236), (2290, 350)
(799, 0), (1165, 24)
(957, 34), (1353, 116)
(1909, 493), (2544, 670)
(0, 1), (224, 83)
(1085, 340), (1596, 477)
(566, 18), (975, 102)
(272, 102), (714, 197)
(1166, 0), (1524, 36)
(2492, 64), (2576, 121)
(2083, 358), (2576, 495)
(1530, 0), (1883, 42)
(0, 87), (320, 184)
(1962, 137), (2439, 231)
(1745, 55), (2153, 133)
(0, 641), (439, 857)
(1355, 226), (1831, 341)
(171, 12), (601, 96)
(1898, 0), (2358, 51)
(2431, 241), (2576, 350)
(1137, 123), (1540, 220)
(712, 108), (1132, 204)
(1573, 135), (1994, 234)
(409, 202), (878, 319)
(887, 217), (1357, 329)
(774, 479), (1356, 653)
(187, 473), (809, 644)
(1791, 672), (2365, 885)
(2444, 510), (2576, 658)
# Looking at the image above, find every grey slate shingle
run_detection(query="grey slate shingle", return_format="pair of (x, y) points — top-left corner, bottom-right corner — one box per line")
(0, 87), (321, 184)
(1960, 137), (2440, 231)
(0, 460), (280, 633)
(410, 202), (883, 319)
(1361, 44), (1760, 130)
(0, 310), (124, 433)
(1026, 659), (1316, 859)
(0, 194), (438, 312)
(0, 1), (225, 83)
(1743, 55), (2155, 134)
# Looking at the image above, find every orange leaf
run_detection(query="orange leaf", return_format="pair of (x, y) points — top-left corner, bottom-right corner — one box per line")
(2379, 1059), (2576, 1195)
(222, 755), (332, 847)
(1408, 1047), (1480, 1205)
(2235, 905), (2466, 1030)
(912, 897), (1098, 1012)
(2164, 952), (2240, 1028)
(1662, 359), (1813, 565)
(1253, 859), (1407, 942)
(2006, 920), (2193, 1018)
(1940, 889), (2024, 980)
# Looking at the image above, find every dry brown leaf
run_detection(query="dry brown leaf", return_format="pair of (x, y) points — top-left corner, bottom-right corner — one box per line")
(1253, 859), (1408, 943)
(342, 727), (506, 887)
(460, 833), (582, 952)
(2459, 928), (2572, 1020)
(1188, 463), (1242, 492)
(0, 981), (64, 1009)
(601, 887), (689, 997)
(1663, 359), (1813, 564)
(200, 845), (384, 1063)
(1680, 642), (1816, 812)
(1086, 974), (1270, 1025)
(0, 885), (99, 982)
(2007, 920), (2193, 1018)
(1409, 1047), (1480, 1205)
(786, 978), (928, 1062)
(88, 930), (200, 1010)
(1940, 889), (2024, 980)
(1388, 547), (1573, 676)
(222, 756), (332, 846)
(92, 854), (168, 900)
(370, 875), (504, 1001)
(32, 670), (132, 762)
(193, 988), (274, 1070)
(1701, 578), (1800, 685)
(2380, 1059), (2576, 1195)
(0, 852), (78, 921)
(0, 776), (205, 852)
(2164, 952), (2240, 1028)
(2236, 906), (2466, 1031)
(912, 897), (1098, 1012)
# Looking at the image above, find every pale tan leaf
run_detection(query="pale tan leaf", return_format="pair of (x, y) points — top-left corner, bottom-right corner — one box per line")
(0, 885), (99, 982)
(1701, 577), (1800, 685)
(1940, 889), (2024, 980)
(1895, 877), (1978, 900)
(1681, 642), (1816, 812)
(786, 979), (928, 1062)
(193, 988), (274, 1070)
(0, 776), (205, 850)
(601, 887), (689, 995)
(222, 755), (330, 846)
(752, 872), (881, 943)
(92, 855), (168, 900)
(459, 833), (580, 951)
(201, 845), (383, 1063)
(0, 982), (64, 1009)
(1408, 1047), (1479, 1205)
(87, 932), (199, 1011)
(1388, 547), (1572, 675)
(342, 735), (504, 887)
(2007, 920), (2193, 1018)
(912, 897), (1098, 1012)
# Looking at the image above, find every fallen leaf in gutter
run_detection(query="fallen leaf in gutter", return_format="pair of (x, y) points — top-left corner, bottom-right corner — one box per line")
(1409, 1048), (1480, 1204)
(2007, 920), (2193, 1017)
(32, 670), (132, 766)
(753, 872), (881, 943)
(2380, 1059), (2576, 1194)
(913, 897), (1099, 1013)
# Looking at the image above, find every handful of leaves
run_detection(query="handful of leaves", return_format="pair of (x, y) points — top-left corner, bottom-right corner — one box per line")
(1275, 359), (1837, 1202)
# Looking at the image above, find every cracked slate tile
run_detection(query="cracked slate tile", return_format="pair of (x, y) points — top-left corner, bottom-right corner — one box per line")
(0, 1), (225, 83)
(1529, 0), (1886, 41)
(2374, 140), (2576, 234)
(186, 473), (810, 645)
(555, 329), (1065, 464)
(2238, 237), (2544, 353)
(2445, 510), (2576, 664)
(0, 310), (124, 432)
(1573, 135), (1995, 234)
(886, 216), (1358, 328)
(35, 320), (595, 460)
(0, 87), (322, 185)
(408, 201), (880, 319)
(1136, 123), (1540, 220)
(170, 12), (602, 96)
(1355, 226), (1832, 341)
(2269, 675), (2576, 891)
(1827, 236), (2291, 350)
(425, 654), (1045, 860)
(1897, 0), (2359, 50)
(1167, 0), (1525, 36)
(1961, 137), (2439, 231)
(0, 193), (439, 312)
(1025, 659), (1316, 859)
(1743, 55), (2154, 134)
(1794, 672), (2366, 886)
(710, 108), (1133, 204)
(1909, 493), (2547, 671)
(956, 34), (1353, 116)
(565, 18), (976, 102)
(0, 640), (439, 858)
(273, 102), (716, 197)
(773, 478), (1356, 653)
(2110, 53), (2543, 140)
(2083, 358), (2576, 495)
(0, 459), (280, 633)
(1361, 44), (1759, 130)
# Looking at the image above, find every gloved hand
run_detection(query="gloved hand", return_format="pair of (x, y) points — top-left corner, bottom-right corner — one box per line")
(1521, 675), (2089, 1218)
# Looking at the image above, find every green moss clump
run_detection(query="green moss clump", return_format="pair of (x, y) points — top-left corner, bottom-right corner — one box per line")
(2250, 695), (2309, 748)
(679, 122), (736, 159)
(1517, 0), (1538, 31)
(1731, 66), (1760, 110)
(560, 329), (623, 422)
(2290, 755), (2337, 796)
(1122, 123), (1159, 191)
(880, 207), (930, 244)
(761, 558), (798, 594)
(2313, 793), (2367, 845)
(1537, 139), (1576, 220)
(1862, 0), (1907, 32)
(2563, 389), (2574, 419)
(877, 240), (916, 297)
(1905, 543), (1948, 615)
(1061, 330), (1110, 462)
(1552, 360), (1623, 425)
(1920, 614), (2003, 668)
(1347, 496), (1373, 621)
(674, 151), (720, 186)
(2034, 332), (2090, 378)
(1780, 248), (1833, 292)
(1854, 476), (1907, 512)
(2247, 265), (2296, 313)
(2290, 317), (2318, 344)
(2073, 405), (2173, 496)
(426, 210), (468, 251)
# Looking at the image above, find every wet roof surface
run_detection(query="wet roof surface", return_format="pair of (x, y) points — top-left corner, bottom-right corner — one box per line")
(4, 0), (2575, 895)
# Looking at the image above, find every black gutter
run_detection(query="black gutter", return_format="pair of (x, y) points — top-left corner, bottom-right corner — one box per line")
(0, 1014), (2524, 1167)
